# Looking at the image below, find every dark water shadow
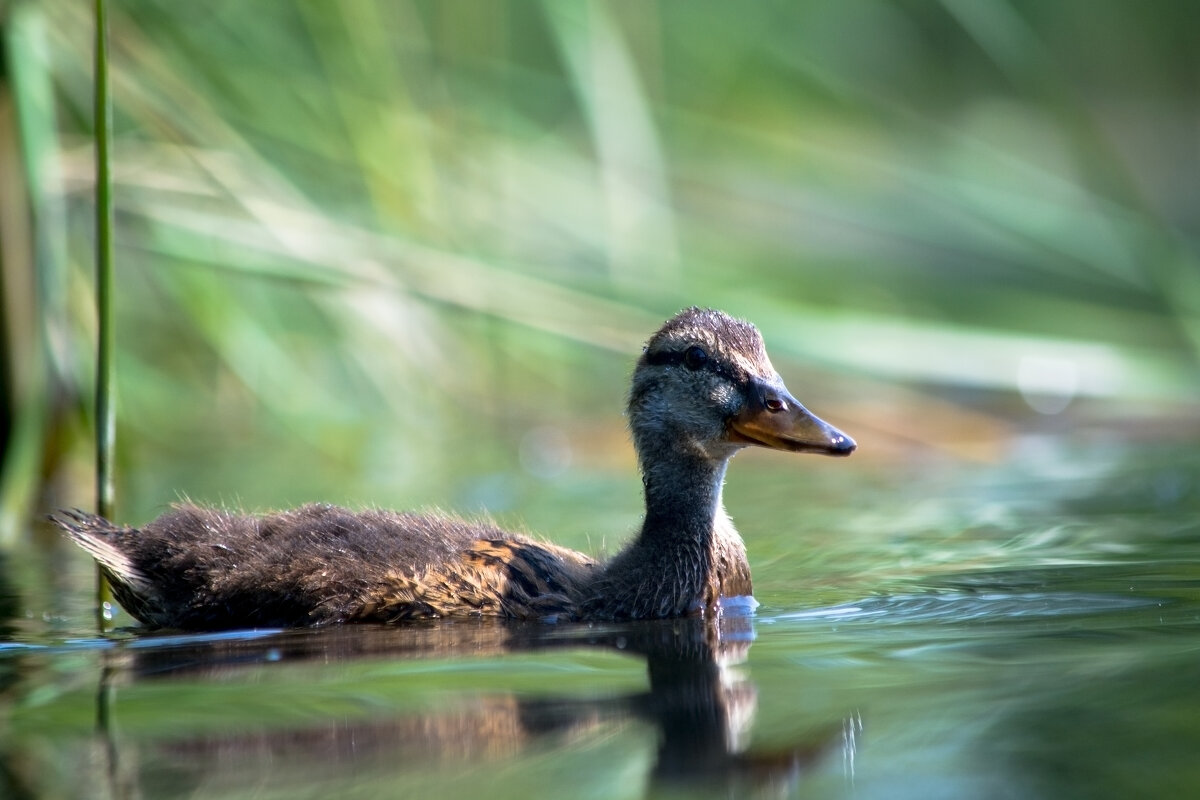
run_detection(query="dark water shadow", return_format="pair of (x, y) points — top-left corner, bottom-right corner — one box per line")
(84, 615), (852, 799)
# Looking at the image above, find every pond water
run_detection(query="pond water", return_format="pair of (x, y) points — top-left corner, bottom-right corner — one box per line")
(2, 440), (1199, 799)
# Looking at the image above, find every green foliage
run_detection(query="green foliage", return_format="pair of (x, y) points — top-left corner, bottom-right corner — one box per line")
(1, 1), (1197, 524)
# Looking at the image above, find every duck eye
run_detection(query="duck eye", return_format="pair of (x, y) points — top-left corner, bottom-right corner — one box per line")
(682, 346), (708, 371)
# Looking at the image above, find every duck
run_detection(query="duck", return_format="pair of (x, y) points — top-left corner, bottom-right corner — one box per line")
(52, 308), (855, 630)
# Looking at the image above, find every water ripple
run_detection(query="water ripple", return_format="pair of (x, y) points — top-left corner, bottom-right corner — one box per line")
(772, 591), (1166, 626)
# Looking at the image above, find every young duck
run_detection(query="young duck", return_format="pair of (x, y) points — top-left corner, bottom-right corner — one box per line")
(52, 308), (855, 629)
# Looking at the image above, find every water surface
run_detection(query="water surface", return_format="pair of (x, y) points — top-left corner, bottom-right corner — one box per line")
(2, 443), (1198, 799)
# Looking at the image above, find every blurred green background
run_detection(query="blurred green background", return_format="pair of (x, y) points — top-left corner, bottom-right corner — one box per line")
(2, 0), (1199, 545)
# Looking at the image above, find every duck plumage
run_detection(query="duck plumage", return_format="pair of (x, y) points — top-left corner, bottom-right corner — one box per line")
(52, 308), (855, 629)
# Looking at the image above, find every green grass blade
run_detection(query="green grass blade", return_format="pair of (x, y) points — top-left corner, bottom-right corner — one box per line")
(93, 0), (115, 625)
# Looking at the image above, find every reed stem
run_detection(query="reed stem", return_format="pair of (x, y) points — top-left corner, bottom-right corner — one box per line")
(94, 0), (115, 627)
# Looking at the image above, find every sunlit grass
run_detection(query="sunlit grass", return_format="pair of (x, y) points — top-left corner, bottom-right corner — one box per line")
(2, 1), (1197, 526)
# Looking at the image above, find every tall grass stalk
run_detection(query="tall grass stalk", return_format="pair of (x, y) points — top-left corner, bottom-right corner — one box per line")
(93, 0), (115, 624)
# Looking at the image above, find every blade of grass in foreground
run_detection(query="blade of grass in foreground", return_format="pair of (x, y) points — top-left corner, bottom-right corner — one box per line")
(93, 0), (115, 627)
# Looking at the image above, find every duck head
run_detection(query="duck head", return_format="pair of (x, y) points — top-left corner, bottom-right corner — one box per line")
(628, 308), (855, 462)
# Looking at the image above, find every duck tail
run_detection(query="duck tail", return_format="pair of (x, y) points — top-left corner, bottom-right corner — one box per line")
(48, 509), (153, 596)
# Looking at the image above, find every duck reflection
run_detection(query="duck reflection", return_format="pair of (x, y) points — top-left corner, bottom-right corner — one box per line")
(95, 615), (854, 798)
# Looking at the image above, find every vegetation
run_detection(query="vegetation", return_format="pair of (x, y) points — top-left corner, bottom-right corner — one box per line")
(1, 1), (1198, 540)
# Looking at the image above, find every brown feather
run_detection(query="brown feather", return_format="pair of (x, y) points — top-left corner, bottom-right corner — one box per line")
(50, 309), (849, 629)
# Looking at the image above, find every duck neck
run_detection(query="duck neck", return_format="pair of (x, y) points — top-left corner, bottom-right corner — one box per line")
(639, 448), (729, 547)
(577, 438), (750, 620)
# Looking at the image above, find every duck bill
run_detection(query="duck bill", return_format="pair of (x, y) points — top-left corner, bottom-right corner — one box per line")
(727, 378), (856, 456)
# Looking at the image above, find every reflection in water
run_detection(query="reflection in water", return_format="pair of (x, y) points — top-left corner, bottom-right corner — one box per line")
(7, 449), (1198, 798)
(88, 616), (850, 798)
(96, 663), (138, 800)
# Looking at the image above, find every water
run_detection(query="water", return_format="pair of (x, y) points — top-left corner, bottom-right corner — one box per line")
(2, 443), (1199, 799)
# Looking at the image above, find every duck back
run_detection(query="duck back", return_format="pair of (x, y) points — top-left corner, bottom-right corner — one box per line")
(54, 504), (597, 629)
